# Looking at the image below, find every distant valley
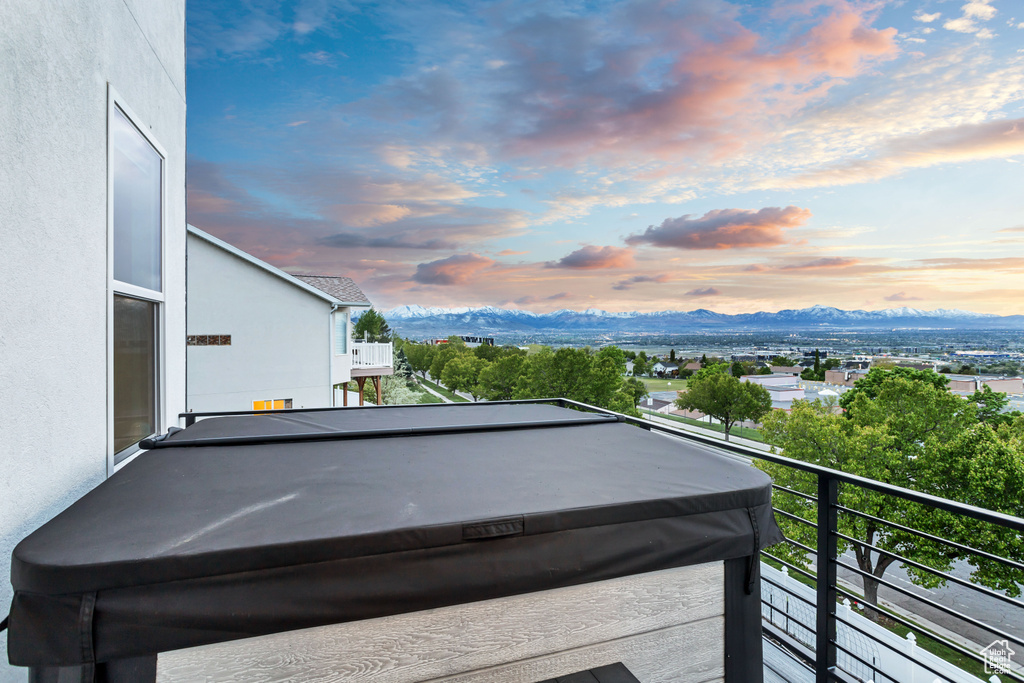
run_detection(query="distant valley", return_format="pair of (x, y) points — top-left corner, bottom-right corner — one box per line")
(375, 305), (1024, 338)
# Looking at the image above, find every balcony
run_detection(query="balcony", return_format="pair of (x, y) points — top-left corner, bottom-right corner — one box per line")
(9, 400), (1024, 683)
(350, 340), (393, 372)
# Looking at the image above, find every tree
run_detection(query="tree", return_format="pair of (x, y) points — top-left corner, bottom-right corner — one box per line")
(404, 343), (433, 377)
(700, 353), (709, 367)
(621, 376), (649, 408)
(813, 349), (821, 375)
(757, 366), (773, 375)
(353, 308), (392, 342)
(760, 369), (1024, 614)
(429, 343), (465, 380)
(441, 355), (488, 400)
(958, 364), (977, 375)
(393, 347), (414, 379)
(380, 374), (420, 405)
(632, 351), (650, 377)
(669, 349), (676, 362)
(731, 361), (746, 378)
(477, 354), (527, 401)
(674, 365), (772, 441)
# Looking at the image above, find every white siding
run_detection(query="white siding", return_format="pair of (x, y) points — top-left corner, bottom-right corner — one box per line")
(186, 234), (334, 412)
(0, 1), (186, 680)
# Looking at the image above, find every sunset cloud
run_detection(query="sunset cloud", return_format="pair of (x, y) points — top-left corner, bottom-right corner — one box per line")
(627, 207), (812, 250)
(885, 292), (922, 302)
(780, 257), (860, 270)
(686, 287), (722, 297)
(777, 118), (1024, 187)
(612, 274), (670, 290)
(412, 254), (495, 285)
(547, 245), (634, 269)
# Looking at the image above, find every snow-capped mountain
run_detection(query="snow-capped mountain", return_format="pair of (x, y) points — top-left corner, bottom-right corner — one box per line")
(363, 304), (1023, 336)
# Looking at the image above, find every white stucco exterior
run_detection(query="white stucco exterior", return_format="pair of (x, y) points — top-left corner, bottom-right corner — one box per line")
(0, 2), (186, 680)
(186, 227), (365, 413)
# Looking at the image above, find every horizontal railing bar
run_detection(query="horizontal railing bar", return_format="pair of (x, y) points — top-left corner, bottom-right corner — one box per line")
(762, 622), (818, 672)
(834, 585), (1024, 681)
(782, 536), (817, 556)
(773, 483), (818, 502)
(558, 398), (1024, 533)
(833, 617), (970, 683)
(761, 551), (819, 584)
(773, 508), (818, 528)
(834, 560), (1024, 647)
(833, 531), (1024, 611)
(760, 601), (818, 635)
(761, 575), (818, 608)
(835, 504), (1024, 573)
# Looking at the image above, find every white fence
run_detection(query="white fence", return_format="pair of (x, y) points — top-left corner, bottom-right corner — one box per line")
(351, 341), (393, 368)
(761, 562), (989, 683)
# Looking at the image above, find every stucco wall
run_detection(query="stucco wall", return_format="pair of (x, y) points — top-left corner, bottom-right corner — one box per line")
(186, 234), (334, 413)
(0, 1), (186, 680)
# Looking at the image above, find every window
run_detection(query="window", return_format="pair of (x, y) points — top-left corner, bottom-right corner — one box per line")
(109, 92), (165, 466)
(253, 399), (293, 411)
(335, 312), (348, 355)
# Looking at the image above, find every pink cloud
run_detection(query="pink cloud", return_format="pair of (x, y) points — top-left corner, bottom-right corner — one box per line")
(412, 253), (495, 285)
(627, 206), (812, 250)
(780, 257), (860, 270)
(612, 274), (670, 290)
(547, 245), (635, 269)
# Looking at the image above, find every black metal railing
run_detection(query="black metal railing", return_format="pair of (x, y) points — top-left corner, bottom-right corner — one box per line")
(175, 398), (1024, 682)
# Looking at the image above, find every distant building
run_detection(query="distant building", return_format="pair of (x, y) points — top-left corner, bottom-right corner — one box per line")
(945, 375), (1024, 395)
(683, 362), (702, 372)
(825, 369), (869, 387)
(428, 336), (495, 347)
(742, 374), (799, 387)
(765, 385), (806, 402)
(770, 366), (803, 376)
(651, 362), (679, 377)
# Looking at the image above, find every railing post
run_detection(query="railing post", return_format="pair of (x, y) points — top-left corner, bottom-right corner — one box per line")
(815, 474), (838, 682)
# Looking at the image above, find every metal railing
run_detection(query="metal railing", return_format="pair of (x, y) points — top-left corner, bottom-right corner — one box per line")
(169, 397), (1024, 681)
(556, 398), (1024, 683)
(351, 341), (393, 368)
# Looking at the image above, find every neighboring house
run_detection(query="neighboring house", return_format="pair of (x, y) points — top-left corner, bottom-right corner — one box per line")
(651, 362), (679, 376)
(684, 362), (703, 372)
(642, 397), (675, 414)
(186, 226), (391, 412)
(1, 2), (187, 680)
(770, 365), (803, 376)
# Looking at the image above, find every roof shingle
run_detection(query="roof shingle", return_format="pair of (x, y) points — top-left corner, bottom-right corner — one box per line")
(294, 275), (371, 305)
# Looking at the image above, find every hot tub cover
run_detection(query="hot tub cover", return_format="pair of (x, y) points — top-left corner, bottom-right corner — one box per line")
(8, 403), (782, 666)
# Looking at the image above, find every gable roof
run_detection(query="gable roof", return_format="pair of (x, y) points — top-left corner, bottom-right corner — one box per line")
(187, 225), (371, 307)
(294, 275), (371, 306)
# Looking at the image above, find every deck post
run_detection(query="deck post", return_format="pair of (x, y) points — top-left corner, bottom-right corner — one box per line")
(815, 474), (838, 682)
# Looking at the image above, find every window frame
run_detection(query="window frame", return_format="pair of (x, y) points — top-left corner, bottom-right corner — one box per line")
(107, 86), (168, 475)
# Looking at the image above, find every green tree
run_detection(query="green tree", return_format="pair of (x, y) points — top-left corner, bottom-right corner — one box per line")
(757, 366), (773, 375)
(669, 349), (676, 362)
(429, 343), (465, 380)
(441, 355), (489, 401)
(958, 364), (977, 375)
(731, 361), (746, 378)
(813, 349), (821, 375)
(632, 351), (650, 377)
(839, 366), (948, 412)
(352, 308), (392, 342)
(700, 353), (709, 367)
(477, 354), (528, 401)
(621, 376), (649, 408)
(674, 365), (772, 441)
(393, 347), (414, 379)
(760, 370), (1024, 613)
(404, 343), (432, 377)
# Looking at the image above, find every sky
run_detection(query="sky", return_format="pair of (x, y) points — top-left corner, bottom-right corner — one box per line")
(185, 0), (1024, 315)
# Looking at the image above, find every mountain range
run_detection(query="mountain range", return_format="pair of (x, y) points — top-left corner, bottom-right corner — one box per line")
(372, 304), (1024, 335)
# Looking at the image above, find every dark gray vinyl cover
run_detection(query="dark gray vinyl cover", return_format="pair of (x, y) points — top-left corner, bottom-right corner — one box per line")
(8, 403), (783, 666)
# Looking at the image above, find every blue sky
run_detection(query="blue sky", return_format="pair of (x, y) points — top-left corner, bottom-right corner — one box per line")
(185, 0), (1024, 314)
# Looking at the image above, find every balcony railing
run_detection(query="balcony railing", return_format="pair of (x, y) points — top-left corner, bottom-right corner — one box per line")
(556, 398), (1024, 683)
(351, 341), (392, 368)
